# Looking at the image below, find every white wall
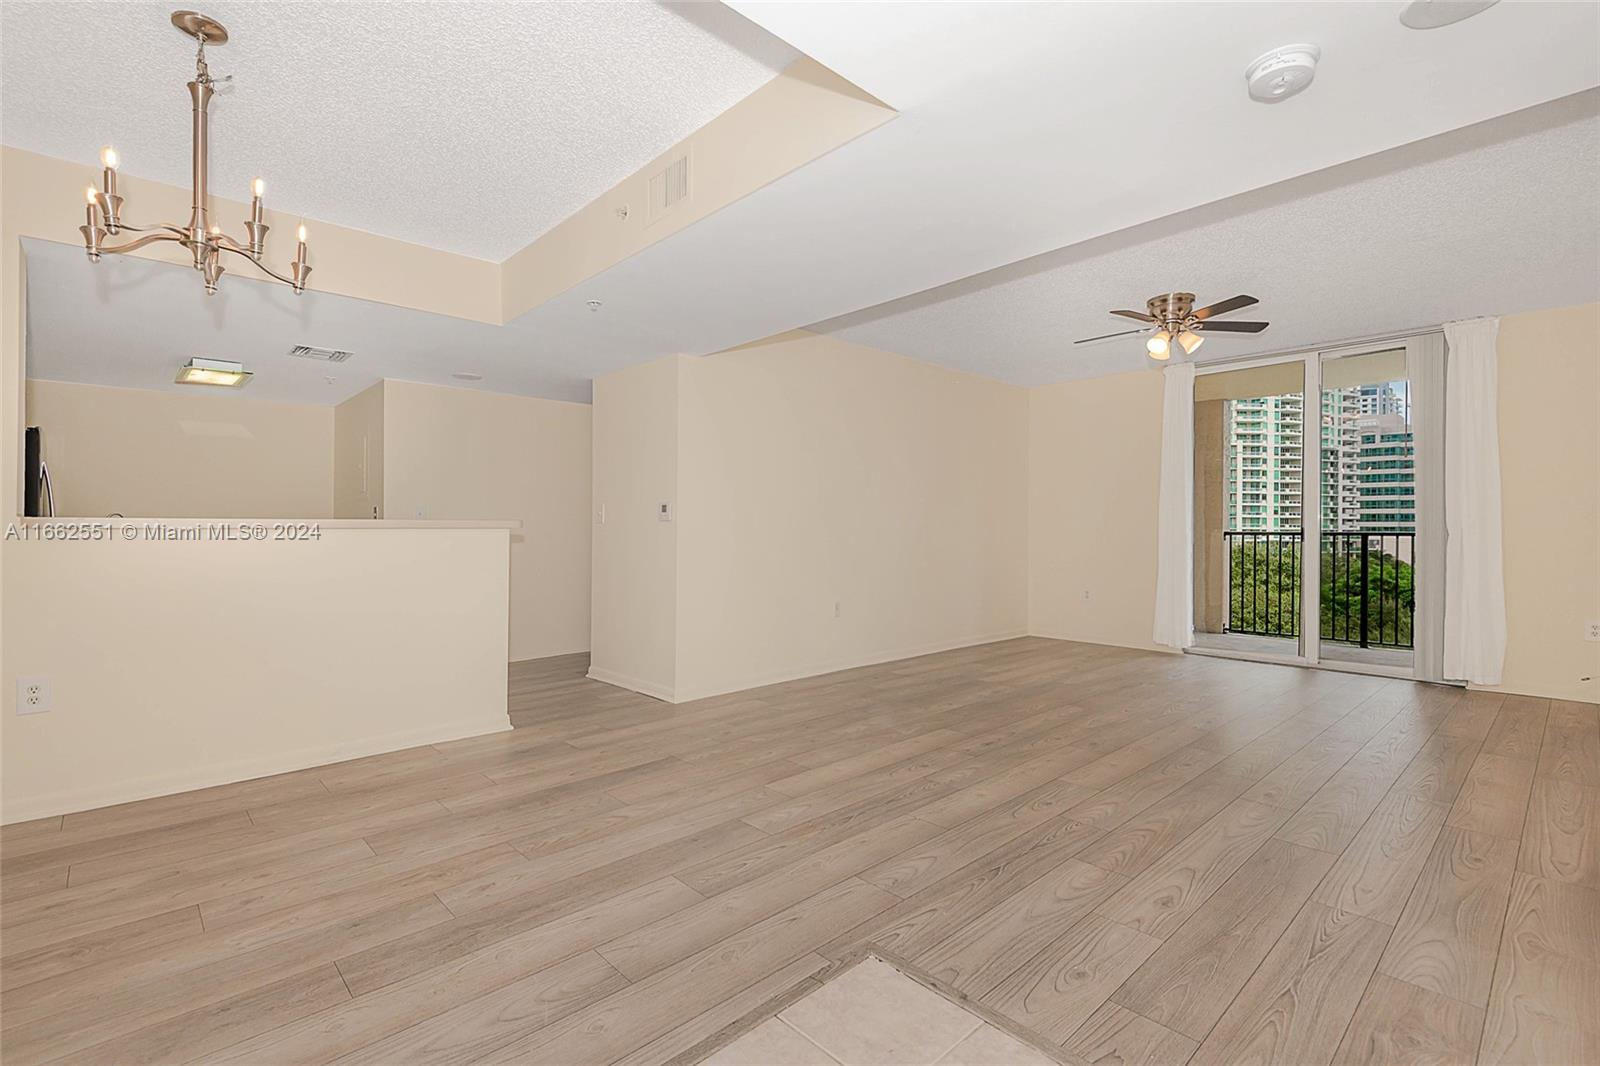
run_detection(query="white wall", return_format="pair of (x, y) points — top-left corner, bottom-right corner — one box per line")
(383, 380), (592, 661)
(25, 379), (333, 519)
(1, 527), (511, 822)
(589, 356), (683, 698)
(674, 331), (1028, 700)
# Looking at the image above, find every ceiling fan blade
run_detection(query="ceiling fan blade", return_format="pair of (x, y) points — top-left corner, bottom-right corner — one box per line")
(1109, 309), (1157, 322)
(1197, 320), (1269, 333)
(1191, 294), (1259, 320)
(1074, 328), (1147, 344)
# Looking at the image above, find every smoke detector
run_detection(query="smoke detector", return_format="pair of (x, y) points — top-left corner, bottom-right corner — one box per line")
(1244, 44), (1321, 104)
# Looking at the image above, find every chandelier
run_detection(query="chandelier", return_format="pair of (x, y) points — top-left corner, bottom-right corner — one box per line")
(79, 10), (310, 296)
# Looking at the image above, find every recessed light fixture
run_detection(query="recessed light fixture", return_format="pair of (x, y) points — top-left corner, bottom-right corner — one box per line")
(1244, 44), (1321, 104)
(175, 357), (251, 387)
(586, 300), (603, 312)
(452, 371), (483, 381)
(1400, 0), (1499, 29)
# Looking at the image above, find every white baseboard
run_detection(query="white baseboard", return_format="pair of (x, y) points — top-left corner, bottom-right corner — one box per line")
(585, 667), (675, 703)
(668, 630), (1031, 704)
(0, 714), (512, 825)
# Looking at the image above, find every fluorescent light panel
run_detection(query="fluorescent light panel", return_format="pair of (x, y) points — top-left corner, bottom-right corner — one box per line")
(175, 357), (251, 387)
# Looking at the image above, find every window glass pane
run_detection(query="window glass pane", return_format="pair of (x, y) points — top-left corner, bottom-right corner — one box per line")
(1193, 363), (1303, 657)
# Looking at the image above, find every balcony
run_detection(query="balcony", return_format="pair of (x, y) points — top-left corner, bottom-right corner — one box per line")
(1219, 530), (1416, 651)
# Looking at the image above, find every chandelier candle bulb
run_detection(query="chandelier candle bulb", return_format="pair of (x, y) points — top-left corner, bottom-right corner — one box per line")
(80, 186), (104, 261)
(291, 223), (312, 293)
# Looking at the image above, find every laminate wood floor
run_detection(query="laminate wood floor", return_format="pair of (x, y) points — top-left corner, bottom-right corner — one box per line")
(2, 639), (1594, 1065)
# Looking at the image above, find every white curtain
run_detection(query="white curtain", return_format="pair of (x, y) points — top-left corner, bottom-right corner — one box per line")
(1442, 317), (1506, 684)
(1153, 362), (1195, 650)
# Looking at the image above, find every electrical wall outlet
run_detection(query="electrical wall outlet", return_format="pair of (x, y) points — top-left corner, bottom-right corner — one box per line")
(16, 677), (50, 715)
(1585, 620), (1600, 643)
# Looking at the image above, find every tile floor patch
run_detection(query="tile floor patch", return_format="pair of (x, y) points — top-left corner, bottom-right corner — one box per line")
(700, 956), (1060, 1066)
(702, 1018), (838, 1066)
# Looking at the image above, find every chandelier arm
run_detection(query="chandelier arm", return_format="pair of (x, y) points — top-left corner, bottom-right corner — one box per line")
(111, 220), (193, 239)
(216, 242), (299, 286)
(97, 231), (189, 256)
(211, 232), (256, 257)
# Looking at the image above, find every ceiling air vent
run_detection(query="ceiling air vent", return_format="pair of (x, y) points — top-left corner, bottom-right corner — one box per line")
(287, 344), (353, 363)
(646, 151), (690, 226)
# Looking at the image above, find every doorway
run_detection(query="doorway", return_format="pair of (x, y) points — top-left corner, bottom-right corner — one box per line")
(1190, 335), (1445, 681)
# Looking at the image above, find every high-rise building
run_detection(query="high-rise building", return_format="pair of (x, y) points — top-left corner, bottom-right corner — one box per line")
(1353, 411), (1416, 532)
(1225, 381), (1414, 534)
(1225, 394), (1301, 531)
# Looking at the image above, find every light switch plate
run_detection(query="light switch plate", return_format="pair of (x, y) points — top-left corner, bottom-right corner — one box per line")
(658, 502), (673, 522)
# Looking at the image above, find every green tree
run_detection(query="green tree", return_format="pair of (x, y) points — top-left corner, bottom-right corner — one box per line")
(1227, 536), (1414, 647)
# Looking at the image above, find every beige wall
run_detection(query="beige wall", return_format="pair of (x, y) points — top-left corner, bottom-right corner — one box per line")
(1488, 303), (1600, 702)
(1025, 304), (1600, 701)
(674, 331), (1028, 700)
(334, 382), (385, 519)
(590, 334), (1027, 703)
(1, 155), (515, 824)
(2, 527), (510, 823)
(589, 356), (683, 698)
(383, 380), (592, 661)
(25, 379), (333, 519)
(1029, 369), (1167, 652)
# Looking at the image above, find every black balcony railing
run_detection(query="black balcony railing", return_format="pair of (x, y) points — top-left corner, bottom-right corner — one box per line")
(1224, 531), (1301, 639)
(1323, 531), (1415, 649)
(1222, 530), (1416, 650)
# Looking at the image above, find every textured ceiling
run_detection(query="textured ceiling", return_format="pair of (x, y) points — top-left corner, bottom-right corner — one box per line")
(493, 0), (1599, 378)
(817, 95), (1600, 384)
(0, 1), (796, 260)
(26, 93), (1598, 405)
(12, 2), (1600, 402)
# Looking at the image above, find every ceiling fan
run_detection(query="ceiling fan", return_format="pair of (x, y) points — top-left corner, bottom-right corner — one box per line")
(1075, 293), (1268, 359)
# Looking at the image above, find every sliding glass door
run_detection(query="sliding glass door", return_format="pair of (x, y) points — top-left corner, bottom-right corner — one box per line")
(1316, 347), (1416, 672)
(1192, 337), (1444, 680)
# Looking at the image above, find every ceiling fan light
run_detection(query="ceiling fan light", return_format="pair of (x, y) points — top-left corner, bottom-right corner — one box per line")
(1146, 330), (1171, 358)
(1178, 330), (1204, 355)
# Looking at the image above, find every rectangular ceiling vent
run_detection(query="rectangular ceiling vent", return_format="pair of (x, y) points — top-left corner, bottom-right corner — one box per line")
(646, 151), (690, 226)
(287, 344), (353, 363)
